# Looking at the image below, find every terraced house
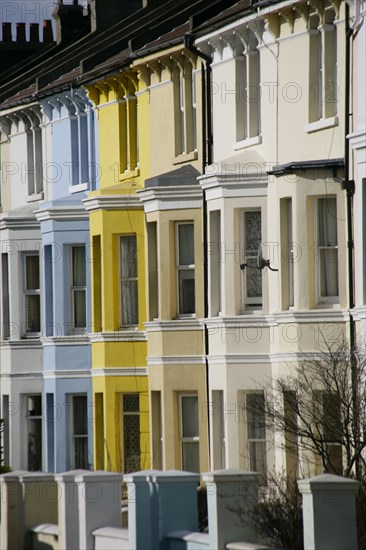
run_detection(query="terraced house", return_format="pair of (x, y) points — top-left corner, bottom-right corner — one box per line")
(1, 0), (365, 488)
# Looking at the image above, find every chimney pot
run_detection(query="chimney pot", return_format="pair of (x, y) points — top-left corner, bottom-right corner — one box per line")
(2, 22), (12, 42)
(16, 22), (26, 43)
(29, 22), (39, 43)
(42, 20), (53, 43)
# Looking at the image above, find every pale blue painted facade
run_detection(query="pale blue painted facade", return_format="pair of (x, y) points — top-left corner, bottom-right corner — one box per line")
(36, 90), (98, 472)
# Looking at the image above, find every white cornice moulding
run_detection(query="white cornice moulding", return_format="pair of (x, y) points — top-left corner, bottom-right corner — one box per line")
(0, 218), (39, 230)
(82, 195), (142, 211)
(199, 174), (268, 200)
(0, 339), (42, 349)
(43, 370), (91, 379)
(205, 315), (277, 327)
(41, 336), (90, 346)
(147, 355), (205, 365)
(137, 187), (203, 213)
(0, 372), (43, 379)
(347, 129), (366, 150)
(144, 319), (205, 332)
(273, 309), (350, 323)
(91, 367), (148, 377)
(88, 331), (147, 342)
(35, 207), (88, 222)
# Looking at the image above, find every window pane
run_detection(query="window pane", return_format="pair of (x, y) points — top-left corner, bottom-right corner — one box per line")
(249, 441), (267, 481)
(244, 211), (262, 300)
(123, 394), (139, 413)
(26, 295), (40, 333)
(320, 249), (339, 296)
(318, 198), (337, 246)
(179, 224), (194, 265)
(181, 396), (199, 438)
(27, 418), (42, 471)
(74, 437), (88, 469)
(123, 414), (140, 473)
(73, 396), (87, 436)
(121, 236), (137, 278)
(182, 442), (200, 472)
(245, 211), (261, 255)
(179, 269), (195, 314)
(72, 246), (86, 286)
(121, 280), (138, 325)
(27, 395), (42, 416)
(26, 255), (39, 290)
(247, 393), (265, 440)
(74, 289), (86, 328)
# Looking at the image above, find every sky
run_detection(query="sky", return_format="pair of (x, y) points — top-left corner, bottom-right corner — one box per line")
(0, 0), (88, 40)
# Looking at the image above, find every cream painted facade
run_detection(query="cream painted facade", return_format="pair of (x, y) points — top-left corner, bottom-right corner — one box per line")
(134, 47), (210, 473)
(196, 0), (353, 478)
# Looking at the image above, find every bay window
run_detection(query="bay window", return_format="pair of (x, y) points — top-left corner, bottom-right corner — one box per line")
(72, 395), (88, 469)
(26, 395), (42, 471)
(246, 392), (267, 484)
(122, 393), (141, 473)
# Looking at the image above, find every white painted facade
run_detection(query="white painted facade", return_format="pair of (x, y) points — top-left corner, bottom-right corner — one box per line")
(196, 0), (354, 478)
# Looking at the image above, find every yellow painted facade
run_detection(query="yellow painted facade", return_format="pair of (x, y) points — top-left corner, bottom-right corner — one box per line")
(85, 73), (151, 472)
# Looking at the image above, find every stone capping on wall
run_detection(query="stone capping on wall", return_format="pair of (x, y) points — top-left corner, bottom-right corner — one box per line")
(0, 469), (360, 550)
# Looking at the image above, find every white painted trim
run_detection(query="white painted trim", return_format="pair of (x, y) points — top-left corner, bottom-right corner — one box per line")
(68, 182), (89, 194)
(147, 355), (205, 365)
(88, 330), (147, 342)
(173, 151), (198, 165)
(91, 367), (148, 377)
(304, 116), (339, 133)
(42, 370), (91, 379)
(347, 129), (366, 150)
(0, 339), (42, 349)
(41, 336), (90, 346)
(273, 309), (349, 323)
(0, 372), (43, 379)
(82, 195), (142, 211)
(137, 187), (202, 213)
(35, 208), (88, 221)
(148, 80), (171, 92)
(234, 135), (262, 151)
(27, 192), (44, 203)
(98, 99), (125, 109)
(144, 319), (205, 332)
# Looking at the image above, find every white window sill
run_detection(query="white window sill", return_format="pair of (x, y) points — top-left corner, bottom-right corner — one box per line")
(304, 116), (338, 133)
(27, 192), (44, 203)
(68, 182), (89, 194)
(173, 151), (198, 165)
(234, 135), (262, 151)
(315, 301), (340, 309)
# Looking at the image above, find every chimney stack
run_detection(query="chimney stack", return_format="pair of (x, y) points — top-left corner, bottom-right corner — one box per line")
(52, 0), (90, 44)
(2, 22), (12, 42)
(42, 20), (53, 43)
(29, 23), (39, 43)
(16, 23), (26, 43)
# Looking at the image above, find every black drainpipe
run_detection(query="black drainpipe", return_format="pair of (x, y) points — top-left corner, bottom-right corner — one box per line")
(344, 3), (360, 479)
(184, 33), (213, 466)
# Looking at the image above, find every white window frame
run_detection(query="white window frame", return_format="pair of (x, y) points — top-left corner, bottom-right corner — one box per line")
(175, 222), (195, 317)
(240, 209), (262, 310)
(307, 10), (337, 128)
(179, 393), (200, 472)
(70, 245), (87, 333)
(315, 196), (339, 305)
(244, 391), (267, 485)
(71, 394), (89, 470)
(119, 234), (139, 327)
(23, 252), (41, 336)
